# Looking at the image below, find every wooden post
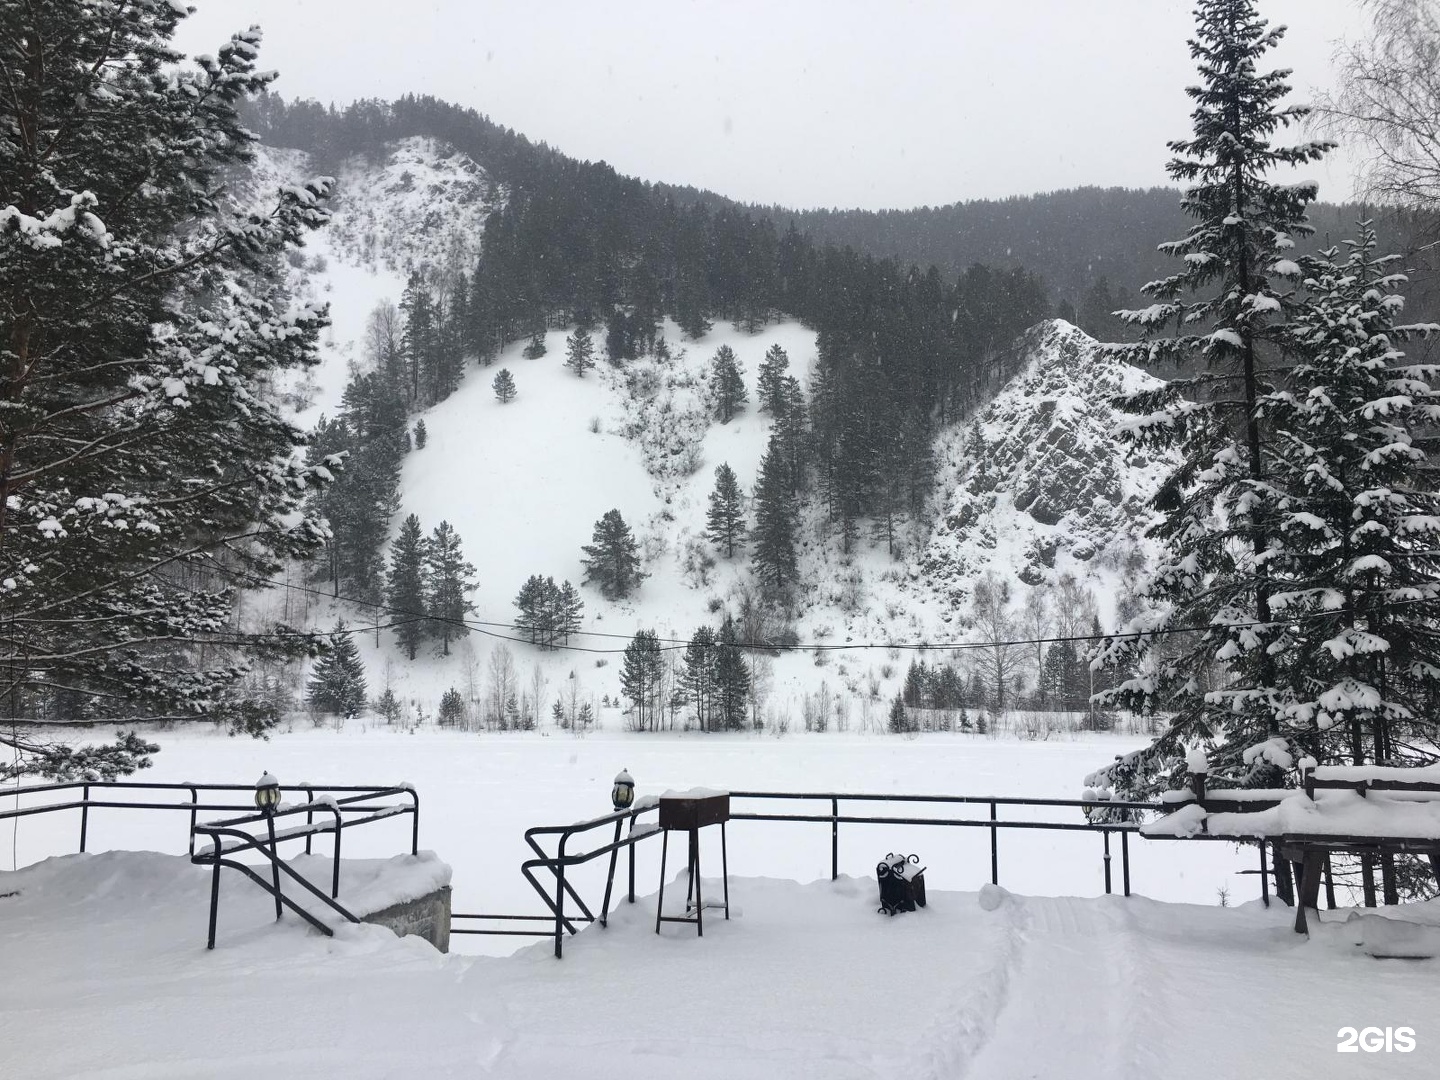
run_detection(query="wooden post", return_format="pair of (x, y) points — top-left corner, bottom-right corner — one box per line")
(1381, 853), (1399, 907)
(1272, 843), (1294, 907)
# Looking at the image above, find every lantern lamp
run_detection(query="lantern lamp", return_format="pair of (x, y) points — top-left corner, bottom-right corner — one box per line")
(254, 771), (282, 814)
(612, 768), (635, 812)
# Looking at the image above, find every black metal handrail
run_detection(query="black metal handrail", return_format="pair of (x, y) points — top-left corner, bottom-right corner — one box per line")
(2, 779), (423, 950)
(458, 790), (1167, 959)
(452, 800), (664, 958)
(0, 779), (421, 859)
(191, 790), (421, 949)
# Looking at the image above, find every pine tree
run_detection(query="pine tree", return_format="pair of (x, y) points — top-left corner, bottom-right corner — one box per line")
(1096, 0), (1335, 793)
(681, 626), (719, 731)
(514, 574), (550, 647)
(1, 4), (334, 777)
(564, 325), (596, 377)
(523, 331), (547, 359)
(414, 419), (428, 449)
(425, 521), (478, 655)
(1259, 226), (1440, 768)
(493, 368), (517, 403)
(620, 629), (664, 731)
(706, 463), (746, 558)
(581, 509), (647, 599)
(308, 622), (368, 717)
(558, 580), (585, 643)
(757, 344), (790, 414)
(711, 344), (748, 422)
(400, 272), (434, 405)
(713, 617), (751, 731)
(387, 514), (428, 661)
(750, 435), (799, 591)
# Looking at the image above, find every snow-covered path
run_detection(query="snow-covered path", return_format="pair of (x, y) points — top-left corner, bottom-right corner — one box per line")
(3, 851), (1436, 1079)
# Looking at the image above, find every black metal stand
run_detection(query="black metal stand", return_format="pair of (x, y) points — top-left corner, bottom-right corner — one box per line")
(656, 822), (729, 936)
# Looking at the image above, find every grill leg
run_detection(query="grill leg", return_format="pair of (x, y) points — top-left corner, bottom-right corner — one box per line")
(655, 830), (669, 934)
(692, 830), (703, 938)
(721, 822), (730, 920)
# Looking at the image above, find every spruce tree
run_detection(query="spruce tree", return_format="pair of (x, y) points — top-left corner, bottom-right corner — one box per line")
(888, 695), (911, 735)
(523, 331), (547, 359)
(750, 435), (799, 591)
(1096, 0), (1335, 792)
(386, 514), (428, 661)
(438, 688), (466, 727)
(1260, 226), (1440, 767)
(713, 617), (751, 731)
(581, 510), (647, 599)
(414, 419), (428, 449)
(757, 344), (790, 414)
(493, 368), (517, 403)
(308, 622), (368, 717)
(425, 521), (478, 655)
(0, 3), (334, 777)
(774, 375), (809, 493)
(564, 325), (596, 377)
(711, 345), (748, 422)
(706, 463), (746, 558)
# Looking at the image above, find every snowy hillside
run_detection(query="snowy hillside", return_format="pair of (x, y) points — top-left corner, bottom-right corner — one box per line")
(240, 137), (1167, 721)
(235, 137), (495, 429)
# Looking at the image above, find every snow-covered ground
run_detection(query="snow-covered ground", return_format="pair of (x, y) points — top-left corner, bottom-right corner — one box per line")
(8, 726), (1253, 951)
(4, 842), (1436, 1078)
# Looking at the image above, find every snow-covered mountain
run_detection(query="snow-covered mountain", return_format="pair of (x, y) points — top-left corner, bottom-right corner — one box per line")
(245, 137), (1167, 717)
(916, 320), (1168, 628)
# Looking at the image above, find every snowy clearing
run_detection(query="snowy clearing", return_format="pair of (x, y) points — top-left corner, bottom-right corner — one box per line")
(2, 847), (1436, 1079)
(4, 726), (1259, 944)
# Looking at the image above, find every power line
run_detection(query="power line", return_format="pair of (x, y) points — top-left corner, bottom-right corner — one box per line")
(210, 557), (1440, 659)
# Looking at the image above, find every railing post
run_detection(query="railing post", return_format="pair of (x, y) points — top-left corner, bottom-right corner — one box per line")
(303, 784), (314, 856)
(408, 786), (420, 856)
(831, 796), (839, 881)
(1259, 840), (1269, 907)
(989, 800), (998, 885)
(1102, 830), (1113, 895)
(627, 815), (636, 904)
(1121, 829), (1130, 897)
(79, 783), (90, 853)
(555, 860), (566, 959)
(186, 784), (198, 857)
(331, 806), (343, 899)
(266, 813), (283, 922)
(600, 819), (623, 927)
(206, 840), (223, 950)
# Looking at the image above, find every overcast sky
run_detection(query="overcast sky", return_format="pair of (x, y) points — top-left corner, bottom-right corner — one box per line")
(174, 0), (1368, 211)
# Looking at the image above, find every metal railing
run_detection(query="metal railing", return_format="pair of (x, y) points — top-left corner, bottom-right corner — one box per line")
(1, 780), (422, 948)
(0, 779), (421, 859)
(456, 790), (1164, 959)
(452, 799), (663, 958)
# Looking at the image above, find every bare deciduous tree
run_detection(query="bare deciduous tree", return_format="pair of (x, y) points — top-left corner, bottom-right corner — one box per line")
(1319, 1), (1440, 210)
(969, 573), (1023, 715)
